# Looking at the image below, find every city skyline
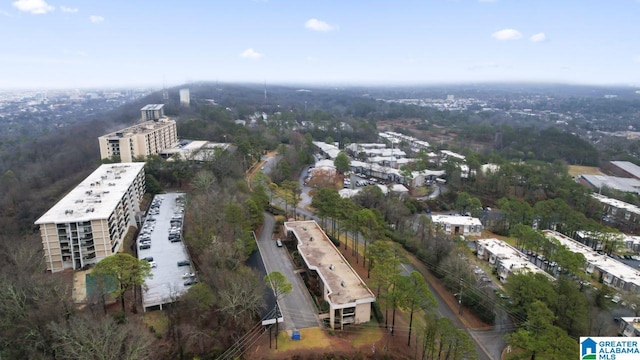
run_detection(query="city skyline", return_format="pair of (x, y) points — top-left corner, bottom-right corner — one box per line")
(2, 0), (640, 89)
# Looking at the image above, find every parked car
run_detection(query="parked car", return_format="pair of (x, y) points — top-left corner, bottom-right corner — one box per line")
(184, 278), (199, 286)
(612, 294), (622, 304)
(276, 239), (283, 247)
(139, 244), (151, 250)
(177, 260), (190, 267)
(182, 272), (195, 278)
(149, 261), (157, 268)
(142, 256), (154, 262)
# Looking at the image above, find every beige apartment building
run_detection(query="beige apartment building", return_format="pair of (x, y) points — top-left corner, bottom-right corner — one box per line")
(284, 220), (375, 330)
(35, 163), (146, 272)
(98, 104), (178, 162)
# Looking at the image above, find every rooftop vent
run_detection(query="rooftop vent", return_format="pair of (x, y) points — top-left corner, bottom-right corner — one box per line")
(329, 264), (335, 270)
(74, 200), (84, 204)
(64, 210), (74, 215)
(309, 237), (314, 241)
(341, 281), (346, 288)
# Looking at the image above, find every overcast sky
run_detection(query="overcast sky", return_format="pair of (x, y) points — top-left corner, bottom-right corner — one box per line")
(2, 0), (640, 89)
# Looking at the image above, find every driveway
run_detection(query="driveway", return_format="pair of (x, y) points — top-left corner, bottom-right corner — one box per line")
(255, 212), (319, 330)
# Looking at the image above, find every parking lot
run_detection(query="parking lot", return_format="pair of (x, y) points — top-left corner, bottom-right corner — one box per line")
(138, 193), (196, 310)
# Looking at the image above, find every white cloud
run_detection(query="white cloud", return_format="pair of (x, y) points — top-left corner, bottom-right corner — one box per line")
(530, 32), (547, 42)
(305, 18), (336, 32)
(89, 15), (104, 24)
(60, 6), (78, 13)
(491, 28), (522, 41)
(240, 48), (264, 59)
(12, 0), (54, 14)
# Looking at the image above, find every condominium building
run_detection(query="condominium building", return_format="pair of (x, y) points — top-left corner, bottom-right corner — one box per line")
(98, 104), (178, 162)
(284, 220), (375, 330)
(35, 163), (146, 272)
(476, 238), (554, 283)
(430, 215), (483, 237)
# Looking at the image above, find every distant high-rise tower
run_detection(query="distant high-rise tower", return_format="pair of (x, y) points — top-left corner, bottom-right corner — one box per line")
(179, 88), (190, 106)
(162, 77), (169, 100)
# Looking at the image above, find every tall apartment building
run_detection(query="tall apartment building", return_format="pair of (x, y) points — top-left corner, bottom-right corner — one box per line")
(35, 163), (146, 273)
(98, 104), (178, 162)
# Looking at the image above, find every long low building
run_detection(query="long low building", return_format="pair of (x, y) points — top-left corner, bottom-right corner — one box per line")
(35, 163), (146, 272)
(476, 238), (553, 282)
(544, 230), (640, 293)
(284, 220), (375, 330)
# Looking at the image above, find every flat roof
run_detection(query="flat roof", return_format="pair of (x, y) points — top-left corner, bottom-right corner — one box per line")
(477, 238), (553, 279)
(140, 104), (164, 111)
(35, 163), (145, 224)
(544, 230), (640, 287)
(163, 142), (231, 162)
(592, 193), (640, 215)
(101, 119), (176, 139)
(431, 215), (482, 226)
(140, 193), (193, 309)
(284, 221), (375, 306)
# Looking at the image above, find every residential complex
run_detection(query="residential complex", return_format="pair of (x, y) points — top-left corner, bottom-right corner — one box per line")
(544, 230), (640, 293)
(98, 104), (178, 162)
(619, 317), (640, 337)
(476, 238), (553, 282)
(430, 215), (483, 237)
(35, 163), (146, 272)
(284, 220), (375, 330)
(592, 193), (640, 234)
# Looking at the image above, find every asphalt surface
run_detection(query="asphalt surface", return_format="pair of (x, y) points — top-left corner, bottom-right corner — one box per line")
(254, 212), (319, 330)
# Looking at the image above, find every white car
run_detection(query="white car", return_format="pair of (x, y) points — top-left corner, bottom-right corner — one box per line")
(149, 261), (157, 268)
(182, 272), (195, 278)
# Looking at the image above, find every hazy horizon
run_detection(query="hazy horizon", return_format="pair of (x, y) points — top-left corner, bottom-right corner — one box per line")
(2, 0), (640, 89)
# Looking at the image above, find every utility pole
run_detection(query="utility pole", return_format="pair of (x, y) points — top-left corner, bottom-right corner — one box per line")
(458, 277), (463, 316)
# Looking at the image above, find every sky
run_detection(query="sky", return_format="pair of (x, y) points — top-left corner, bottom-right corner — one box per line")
(1, 0), (640, 89)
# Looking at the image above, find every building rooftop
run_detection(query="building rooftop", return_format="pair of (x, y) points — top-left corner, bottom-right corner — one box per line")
(285, 221), (375, 306)
(312, 141), (341, 159)
(101, 119), (175, 139)
(477, 238), (553, 279)
(431, 214), (482, 226)
(580, 175), (640, 193)
(592, 193), (640, 215)
(544, 230), (640, 288)
(140, 104), (165, 111)
(158, 140), (230, 161)
(611, 161), (640, 179)
(35, 163), (145, 224)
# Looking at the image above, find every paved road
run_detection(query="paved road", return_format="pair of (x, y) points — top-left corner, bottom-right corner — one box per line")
(255, 212), (319, 330)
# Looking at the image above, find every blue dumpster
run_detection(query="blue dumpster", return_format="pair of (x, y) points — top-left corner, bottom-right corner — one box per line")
(291, 330), (301, 340)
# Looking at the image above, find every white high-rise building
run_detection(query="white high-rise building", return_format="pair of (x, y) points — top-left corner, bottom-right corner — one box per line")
(179, 88), (190, 106)
(35, 163), (146, 272)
